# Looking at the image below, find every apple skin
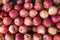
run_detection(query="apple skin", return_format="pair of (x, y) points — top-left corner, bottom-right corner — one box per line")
(3, 17), (12, 25)
(34, 2), (42, 11)
(5, 33), (14, 40)
(24, 2), (33, 10)
(53, 34), (60, 40)
(2, 4), (12, 12)
(19, 25), (28, 34)
(36, 25), (46, 34)
(56, 23), (60, 30)
(43, 18), (52, 27)
(14, 4), (22, 11)
(24, 34), (32, 40)
(9, 10), (18, 19)
(25, 0), (31, 3)
(51, 15), (60, 23)
(14, 17), (23, 26)
(53, 0), (60, 4)
(33, 17), (41, 26)
(24, 17), (33, 26)
(2, 0), (10, 4)
(29, 9), (38, 18)
(19, 9), (28, 18)
(0, 19), (3, 25)
(48, 6), (58, 15)
(43, 34), (52, 40)
(44, 0), (52, 9)
(0, 12), (7, 19)
(17, 0), (24, 4)
(9, 25), (18, 34)
(33, 33), (42, 40)
(0, 33), (4, 40)
(39, 10), (49, 19)
(0, 0), (3, 5)
(0, 25), (8, 34)
(48, 27), (57, 35)
(15, 33), (24, 40)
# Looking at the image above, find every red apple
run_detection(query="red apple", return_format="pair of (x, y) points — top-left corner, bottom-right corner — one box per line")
(48, 27), (57, 35)
(48, 6), (58, 15)
(2, 4), (12, 12)
(33, 33), (42, 40)
(25, 0), (31, 3)
(9, 25), (18, 34)
(39, 10), (49, 19)
(9, 10), (18, 19)
(0, 33), (4, 40)
(14, 17), (23, 26)
(15, 33), (24, 40)
(19, 9), (28, 18)
(53, 0), (60, 4)
(33, 17), (41, 26)
(17, 0), (23, 4)
(56, 23), (60, 30)
(5, 33), (14, 40)
(24, 34), (32, 40)
(0, 12), (7, 19)
(2, 0), (10, 4)
(0, 25), (8, 34)
(0, 19), (2, 25)
(24, 17), (33, 26)
(44, 0), (52, 9)
(19, 25), (28, 34)
(14, 4), (22, 11)
(24, 2), (33, 10)
(51, 15), (60, 23)
(3, 17), (12, 25)
(34, 2), (42, 11)
(53, 34), (60, 40)
(43, 18), (52, 27)
(29, 9), (38, 18)
(36, 25), (46, 34)
(43, 34), (52, 40)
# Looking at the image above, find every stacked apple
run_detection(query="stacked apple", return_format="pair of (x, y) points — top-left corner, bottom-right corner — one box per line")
(0, 0), (60, 40)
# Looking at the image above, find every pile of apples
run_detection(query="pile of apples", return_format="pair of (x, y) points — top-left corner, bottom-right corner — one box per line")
(0, 0), (60, 40)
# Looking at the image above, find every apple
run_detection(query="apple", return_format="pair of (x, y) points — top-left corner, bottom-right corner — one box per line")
(56, 23), (60, 30)
(19, 9), (28, 18)
(0, 19), (2, 25)
(43, 18), (52, 27)
(36, 25), (46, 34)
(24, 17), (33, 26)
(17, 0), (24, 4)
(48, 27), (57, 35)
(24, 34), (32, 40)
(34, 2), (42, 11)
(43, 34), (52, 40)
(14, 17), (23, 26)
(0, 33), (4, 40)
(5, 33), (14, 40)
(29, 9), (38, 18)
(19, 25), (28, 34)
(9, 25), (18, 34)
(53, 0), (60, 4)
(53, 34), (60, 40)
(14, 4), (22, 11)
(24, 2), (33, 10)
(3, 17), (12, 25)
(48, 6), (58, 15)
(33, 17), (41, 26)
(44, 0), (52, 9)
(2, 4), (12, 12)
(39, 10), (49, 19)
(9, 10), (18, 19)
(0, 25), (8, 34)
(2, 0), (10, 4)
(15, 33), (24, 40)
(33, 33), (42, 40)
